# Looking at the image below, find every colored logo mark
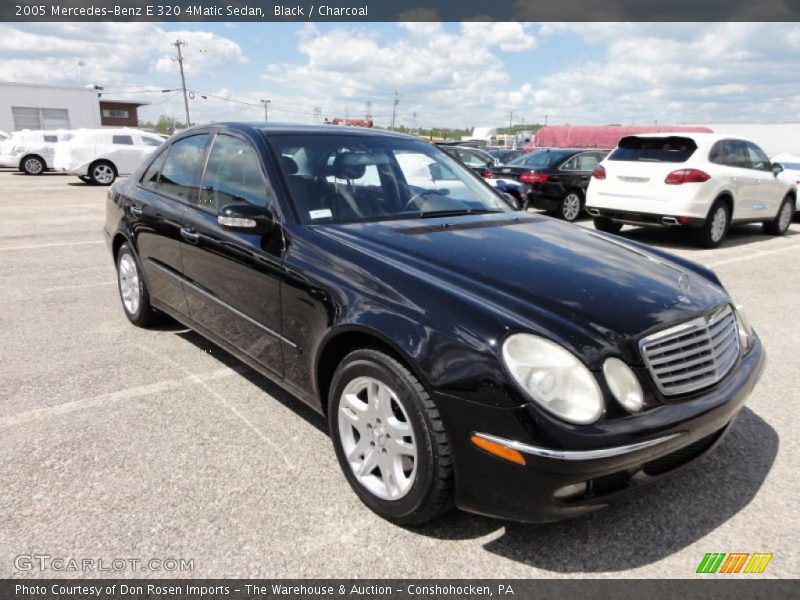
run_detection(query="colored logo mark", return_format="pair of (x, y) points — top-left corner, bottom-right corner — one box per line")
(696, 552), (773, 574)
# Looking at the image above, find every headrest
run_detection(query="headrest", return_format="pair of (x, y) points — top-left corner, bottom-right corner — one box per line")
(281, 155), (299, 175)
(333, 153), (366, 180)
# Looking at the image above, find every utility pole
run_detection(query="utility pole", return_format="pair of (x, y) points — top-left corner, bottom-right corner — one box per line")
(313, 106), (321, 124)
(390, 91), (401, 131)
(261, 99), (271, 122)
(365, 101), (372, 121)
(509, 110), (513, 130)
(172, 40), (191, 127)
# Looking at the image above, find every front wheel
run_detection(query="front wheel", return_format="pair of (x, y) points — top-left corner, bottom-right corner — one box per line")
(559, 190), (583, 222)
(593, 216), (623, 234)
(329, 349), (453, 525)
(21, 155), (45, 175)
(763, 196), (794, 236)
(89, 161), (117, 186)
(693, 201), (730, 248)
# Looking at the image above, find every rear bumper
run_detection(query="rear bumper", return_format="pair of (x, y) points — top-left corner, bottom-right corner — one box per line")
(434, 337), (764, 522)
(587, 207), (705, 229)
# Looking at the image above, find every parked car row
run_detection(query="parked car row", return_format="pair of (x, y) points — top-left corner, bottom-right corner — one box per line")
(0, 128), (164, 185)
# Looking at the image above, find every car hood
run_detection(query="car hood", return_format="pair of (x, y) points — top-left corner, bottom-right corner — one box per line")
(314, 213), (729, 364)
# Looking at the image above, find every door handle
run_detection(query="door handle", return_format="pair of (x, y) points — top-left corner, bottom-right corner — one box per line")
(128, 204), (143, 217)
(180, 227), (200, 243)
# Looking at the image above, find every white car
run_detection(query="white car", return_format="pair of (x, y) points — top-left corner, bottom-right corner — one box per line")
(53, 128), (163, 185)
(586, 133), (796, 247)
(0, 129), (67, 175)
(770, 153), (800, 203)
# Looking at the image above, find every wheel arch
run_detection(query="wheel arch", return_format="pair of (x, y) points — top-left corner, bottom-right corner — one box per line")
(315, 324), (430, 417)
(90, 158), (118, 174)
(713, 191), (734, 216)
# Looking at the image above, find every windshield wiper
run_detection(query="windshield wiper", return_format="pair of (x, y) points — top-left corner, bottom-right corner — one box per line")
(419, 208), (503, 219)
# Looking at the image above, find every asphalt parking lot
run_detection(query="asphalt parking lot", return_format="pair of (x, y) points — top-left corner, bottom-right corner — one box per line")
(0, 169), (798, 579)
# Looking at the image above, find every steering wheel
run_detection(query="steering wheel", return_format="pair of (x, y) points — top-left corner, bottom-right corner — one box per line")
(403, 189), (450, 211)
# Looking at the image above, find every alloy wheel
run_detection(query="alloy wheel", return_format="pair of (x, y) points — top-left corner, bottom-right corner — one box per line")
(118, 253), (141, 315)
(337, 376), (417, 501)
(24, 157), (43, 174)
(562, 193), (582, 221)
(778, 201), (792, 232)
(94, 164), (115, 185)
(710, 206), (728, 243)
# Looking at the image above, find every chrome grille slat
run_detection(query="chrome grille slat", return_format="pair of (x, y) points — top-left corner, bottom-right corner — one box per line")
(640, 305), (740, 396)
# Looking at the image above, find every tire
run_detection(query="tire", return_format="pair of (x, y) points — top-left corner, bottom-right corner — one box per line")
(89, 160), (117, 186)
(329, 348), (453, 525)
(593, 216), (623, 234)
(115, 243), (162, 327)
(693, 201), (730, 248)
(763, 196), (794, 236)
(559, 190), (584, 222)
(21, 155), (45, 175)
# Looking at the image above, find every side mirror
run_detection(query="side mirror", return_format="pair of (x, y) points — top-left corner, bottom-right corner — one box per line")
(772, 163), (784, 176)
(502, 192), (522, 211)
(218, 203), (275, 235)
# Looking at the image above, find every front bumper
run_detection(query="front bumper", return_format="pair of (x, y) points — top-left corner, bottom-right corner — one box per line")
(434, 337), (765, 522)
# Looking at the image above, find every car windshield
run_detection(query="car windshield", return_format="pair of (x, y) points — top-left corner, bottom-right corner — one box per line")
(267, 134), (511, 224)
(507, 150), (572, 168)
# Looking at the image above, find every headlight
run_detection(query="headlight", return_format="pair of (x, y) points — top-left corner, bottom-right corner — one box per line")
(602, 357), (644, 413)
(502, 334), (603, 425)
(733, 305), (753, 354)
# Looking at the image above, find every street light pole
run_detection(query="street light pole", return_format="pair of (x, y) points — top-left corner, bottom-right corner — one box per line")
(262, 99), (271, 122)
(173, 40), (191, 127)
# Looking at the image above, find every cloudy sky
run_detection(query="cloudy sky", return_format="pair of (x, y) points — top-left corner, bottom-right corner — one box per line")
(1, 22), (799, 129)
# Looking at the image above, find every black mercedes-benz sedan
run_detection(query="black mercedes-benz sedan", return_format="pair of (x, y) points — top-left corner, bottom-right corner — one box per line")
(488, 148), (609, 221)
(105, 123), (764, 524)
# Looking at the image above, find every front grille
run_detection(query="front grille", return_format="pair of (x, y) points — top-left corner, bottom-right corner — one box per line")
(640, 305), (739, 396)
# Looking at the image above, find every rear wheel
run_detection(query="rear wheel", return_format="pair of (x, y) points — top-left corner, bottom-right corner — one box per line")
(593, 216), (623, 234)
(89, 160), (116, 186)
(21, 155), (45, 175)
(115, 243), (162, 327)
(559, 190), (583, 222)
(763, 196), (794, 236)
(693, 201), (730, 248)
(329, 348), (453, 525)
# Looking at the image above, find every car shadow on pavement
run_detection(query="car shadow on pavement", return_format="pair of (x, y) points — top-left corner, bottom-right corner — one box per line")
(175, 328), (328, 434)
(614, 223), (798, 251)
(414, 407), (778, 572)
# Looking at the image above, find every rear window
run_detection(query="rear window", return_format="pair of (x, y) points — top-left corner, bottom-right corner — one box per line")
(608, 136), (697, 163)
(112, 135), (134, 145)
(508, 150), (573, 169)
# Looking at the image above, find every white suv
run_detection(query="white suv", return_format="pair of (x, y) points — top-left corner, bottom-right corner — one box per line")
(0, 129), (66, 175)
(53, 128), (163, 185)
(585, 133), (796, 247)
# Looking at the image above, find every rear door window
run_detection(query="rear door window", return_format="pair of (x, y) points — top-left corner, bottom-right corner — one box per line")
(140, 149), (168, 190)
(608, 136), (697, 163)
(710, 140), (750, 169)
(159, 134), (210, 202)
(43, 135), (58, 143)
(112, 135), (134, 145)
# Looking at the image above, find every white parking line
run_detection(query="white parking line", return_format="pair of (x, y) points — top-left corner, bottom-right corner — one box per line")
(0, 240), (103, 251)
(0, 368), (235, 429)
(704, 241), (800, 268)
(136, 344), (294, 469)
(42, 281), (115, 293)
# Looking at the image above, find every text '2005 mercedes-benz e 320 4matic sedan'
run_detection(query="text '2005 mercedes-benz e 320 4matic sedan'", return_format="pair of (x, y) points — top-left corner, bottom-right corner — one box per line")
(105, 123), (764, 524)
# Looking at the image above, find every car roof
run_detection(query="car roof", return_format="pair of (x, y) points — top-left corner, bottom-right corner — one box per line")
(211, 122), (417, 140)
(627, 132), (752, 145)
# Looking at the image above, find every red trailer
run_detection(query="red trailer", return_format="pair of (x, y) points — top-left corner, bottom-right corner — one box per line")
(527, 125), (713, 150)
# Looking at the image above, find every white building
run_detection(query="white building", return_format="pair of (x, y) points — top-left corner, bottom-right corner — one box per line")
(461, 127), (498, 145)
(687, 122), (800, 156)
(0, 81), (102, 133)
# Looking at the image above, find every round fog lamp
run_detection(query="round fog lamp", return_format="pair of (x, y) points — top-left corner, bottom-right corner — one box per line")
(603, 358), (644, 413)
